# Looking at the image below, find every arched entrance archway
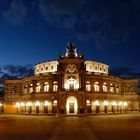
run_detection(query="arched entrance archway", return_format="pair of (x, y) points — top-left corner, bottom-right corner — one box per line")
(66, 96), (78, 114)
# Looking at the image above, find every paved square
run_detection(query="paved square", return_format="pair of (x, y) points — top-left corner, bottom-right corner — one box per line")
(0, 113), (140, 140)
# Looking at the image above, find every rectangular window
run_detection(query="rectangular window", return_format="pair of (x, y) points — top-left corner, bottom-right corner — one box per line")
(51, 66), (54, 70)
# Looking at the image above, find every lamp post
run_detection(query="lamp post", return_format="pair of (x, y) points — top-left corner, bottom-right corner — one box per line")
(103, 101), (109, 113)
(118, 101), (123, 113)
(35, 101), (40, 114)
(20, 102), (25, 114)
(111, 101), (117, 113)
(15, 102), (20, 114)
(26, 102), (32, 114)
(94, 100), (100, 113)
(44, 101), (50, 114)
(123, 101), (128, 113)
(0, 103), (3, 114)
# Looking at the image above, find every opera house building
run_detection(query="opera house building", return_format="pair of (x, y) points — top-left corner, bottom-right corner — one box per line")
(3, 43), (139, 114)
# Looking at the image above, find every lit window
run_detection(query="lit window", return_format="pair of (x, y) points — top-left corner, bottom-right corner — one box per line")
(86, 81), (91, 91)
(36, 83), (41, 93)
(110, 84), (114, 92)
(29, 84), (33, 93)
(53, 81), (58, 92)
(86, 100), (91, 105)
(116, 85), (119, 93)
(24, 85), (28, 94)
(94, 82), (99, 92)
(44, 82), (49, 92)
(103, 82), (107, 92)
(53, 100), (57, 106)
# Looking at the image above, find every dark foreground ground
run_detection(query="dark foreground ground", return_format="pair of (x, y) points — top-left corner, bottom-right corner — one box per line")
(0, 113), (140, 140)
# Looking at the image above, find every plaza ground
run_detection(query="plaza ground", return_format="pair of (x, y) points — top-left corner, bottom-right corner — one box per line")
(0, 113), (140, 140)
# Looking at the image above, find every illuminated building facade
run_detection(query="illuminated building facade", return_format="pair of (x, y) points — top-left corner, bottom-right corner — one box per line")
(4, 43), (139, 114)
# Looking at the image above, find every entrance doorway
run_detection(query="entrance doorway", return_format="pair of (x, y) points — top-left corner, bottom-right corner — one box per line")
(69, 103), (74, 113)
(66, 96), (78, 114)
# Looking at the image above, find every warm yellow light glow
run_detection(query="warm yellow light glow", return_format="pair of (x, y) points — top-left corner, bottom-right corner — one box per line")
(94, 100), (100, 106)
(66, 96), (78, 114)
(20, 102), (25, 107)
(44, 101), (50, 106)
(118, 101), (122, 106)
(64, 77), (79, 90)
(0, 103), (3, 107)
(35, 101), (40, 106)
(123, 102), (128, 106)
(53, 100), (57, 104)
(26, 102), (32, 106)
(94, 82), (99, 92)
(86, 100), (90, 104)
(16, 102), (20, 107)
(103, 101), (109, 106)
(111, 101), (117, 106)
(36, 83), (41, 92)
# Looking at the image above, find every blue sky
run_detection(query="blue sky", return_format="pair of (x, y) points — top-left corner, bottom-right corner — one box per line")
(0, 0), (140, 77)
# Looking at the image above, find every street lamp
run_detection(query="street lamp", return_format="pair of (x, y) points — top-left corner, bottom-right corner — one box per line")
(94, 100), (100, 113)
(118, 101), (123, 113)
(20, 102), (25, 114)
(15, 102), (20, 114)
(26, 102), (32, 114)
(44, 101), (50, 114)
(111, 101), (117, 113)
(123, 101), (128, 112)
(35, 101), (40, 114)
(103, 101), (109, 113)
(0, 103), (3, 114)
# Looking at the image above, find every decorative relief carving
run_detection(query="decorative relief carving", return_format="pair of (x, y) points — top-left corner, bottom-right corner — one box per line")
(66, 64), (77, 74)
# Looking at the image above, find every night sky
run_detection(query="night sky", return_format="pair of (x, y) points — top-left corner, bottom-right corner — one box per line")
(0, 0), (140, 78)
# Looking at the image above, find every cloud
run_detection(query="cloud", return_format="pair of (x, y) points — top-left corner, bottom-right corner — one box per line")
(3, 64), (34, 78)
(3, 0), (27, 25)
(0, 64), (34, 90)
(110, 66), (140, 79)
(38, 0), (140, 47)
(39, 0), (78, 28)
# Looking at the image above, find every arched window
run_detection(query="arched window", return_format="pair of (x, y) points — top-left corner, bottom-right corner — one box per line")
(29, 84), (33, 93)
(44, 82), (49, 92)
(53, 100), (57, 106)
(36, 83), (41, 93)
(24, 85), (28, 94)
(110, 83), (114, 93)
(53, 81), (58, 92)
(94, 82), (99, 92)
(86, 81), (91, 91)
(103, 82), (107, 92)
(86, 100), (91, 105)
(116, 85), (119, 93)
